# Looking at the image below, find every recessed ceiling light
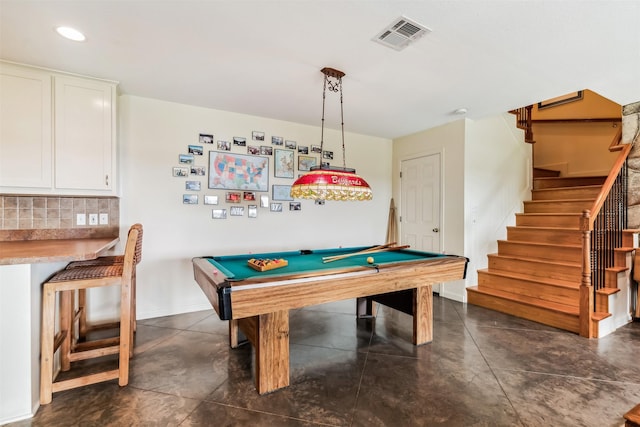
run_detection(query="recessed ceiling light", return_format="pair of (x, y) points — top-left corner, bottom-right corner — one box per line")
(453, 108), (468, 115)
(56, 26), (86, 42)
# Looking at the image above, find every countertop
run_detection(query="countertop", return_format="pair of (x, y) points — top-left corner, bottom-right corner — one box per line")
(0, 237), (119, 265)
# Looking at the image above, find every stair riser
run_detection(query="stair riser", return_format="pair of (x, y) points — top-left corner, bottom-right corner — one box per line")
(515, 214), (581, 228)
(507, 227), (582, 245)
(533, 177), (606, 190)
(477, 271), (579, 307)
(497, 241), (582, 263)
(488, 256), (581, 282)
(523, 200), (593, 213)
(466, 289), (580, 333)
(532, 187), (601, 201)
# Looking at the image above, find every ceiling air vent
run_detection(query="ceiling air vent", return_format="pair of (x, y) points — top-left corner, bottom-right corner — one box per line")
(373, 16), (431, 51)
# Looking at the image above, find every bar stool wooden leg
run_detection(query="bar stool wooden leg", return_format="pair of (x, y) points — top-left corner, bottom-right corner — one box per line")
(59, 290), (72, 371)
(40, 283), (56, 405)
(119, 279), (132, 385)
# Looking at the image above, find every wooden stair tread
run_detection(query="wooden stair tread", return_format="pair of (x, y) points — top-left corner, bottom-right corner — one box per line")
(516, 212), (582, 216)
(533, 185), (601, 191)
(478, 268), (579, 289)
(592, 311), (612, 321)
(596, 287), (621, 296)
(606, 266), (628, 273)
(507, 225), (580, 231)
(467, 286), (578, 315)
(499, 239), (580, 249)
(525, 198), (596, 203)
(487, 253), (580, 268)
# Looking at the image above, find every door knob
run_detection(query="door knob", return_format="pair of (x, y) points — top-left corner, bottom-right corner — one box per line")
(432, 228), (439, 233)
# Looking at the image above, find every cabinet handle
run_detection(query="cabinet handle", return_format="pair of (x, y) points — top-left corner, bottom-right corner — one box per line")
(105, 174), (109, 186)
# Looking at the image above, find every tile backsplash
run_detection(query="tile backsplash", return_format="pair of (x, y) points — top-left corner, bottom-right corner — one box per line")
(0, 195), (119, 230)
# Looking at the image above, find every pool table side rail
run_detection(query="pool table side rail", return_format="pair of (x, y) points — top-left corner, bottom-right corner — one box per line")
(193, 255), (468, 320)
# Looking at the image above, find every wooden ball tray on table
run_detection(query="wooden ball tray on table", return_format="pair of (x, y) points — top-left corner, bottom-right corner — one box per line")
(247, 258), (288, 272)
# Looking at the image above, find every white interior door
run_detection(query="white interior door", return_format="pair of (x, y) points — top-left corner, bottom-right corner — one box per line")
(400, 153), (442, 291)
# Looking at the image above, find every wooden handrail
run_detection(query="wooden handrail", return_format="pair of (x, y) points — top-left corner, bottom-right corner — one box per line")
(584, 133), (630, 231)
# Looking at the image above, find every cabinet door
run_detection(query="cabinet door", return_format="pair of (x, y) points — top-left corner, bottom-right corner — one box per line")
(0, 63), (53, 189)
(54, 76), (115, 192)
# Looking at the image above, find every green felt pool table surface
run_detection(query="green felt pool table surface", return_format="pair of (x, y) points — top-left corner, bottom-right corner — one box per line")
(205, 246), (448, 281)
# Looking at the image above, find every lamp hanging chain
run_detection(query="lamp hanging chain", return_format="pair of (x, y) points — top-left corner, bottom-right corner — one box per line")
(338, 74), (346, 169)
(320, 73), (327, 156)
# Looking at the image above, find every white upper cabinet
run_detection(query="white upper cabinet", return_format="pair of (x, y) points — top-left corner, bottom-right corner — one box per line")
(0, 62), (117, 196)
(0, 62), (53, 189)
(54, 75), (115, 192)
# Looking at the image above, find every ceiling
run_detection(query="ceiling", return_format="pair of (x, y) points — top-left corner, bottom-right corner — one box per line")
(1, 1), (639, 140)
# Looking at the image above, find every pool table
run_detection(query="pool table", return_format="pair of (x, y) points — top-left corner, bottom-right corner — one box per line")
(192, 246), (468, 394)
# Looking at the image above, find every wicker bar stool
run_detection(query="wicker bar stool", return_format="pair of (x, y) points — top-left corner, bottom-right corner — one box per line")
(39, 226), (139, 404)
(65, 224), (143, 340)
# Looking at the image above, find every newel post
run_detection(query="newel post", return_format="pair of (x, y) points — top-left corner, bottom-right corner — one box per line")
(579, 210), (594, 338)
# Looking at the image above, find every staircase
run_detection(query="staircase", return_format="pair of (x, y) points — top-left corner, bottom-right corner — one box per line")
(467, 170), (636, 337)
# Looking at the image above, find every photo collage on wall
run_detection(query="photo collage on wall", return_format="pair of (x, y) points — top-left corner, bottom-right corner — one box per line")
(174, 130), (327, 219)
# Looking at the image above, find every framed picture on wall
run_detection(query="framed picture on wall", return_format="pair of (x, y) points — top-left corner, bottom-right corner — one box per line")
(298, 155), (317, 171)
(272, 185), (293, 201)
(208, 151), (269, 191)
(274, 149), (294, 178)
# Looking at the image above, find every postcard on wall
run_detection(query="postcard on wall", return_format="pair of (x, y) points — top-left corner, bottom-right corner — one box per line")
(190, 166), (206, 176)
(212, 209), (227, 219)
(173, 167), (189, 177)
(285, 140), (297, 149)
(208, 151), (269, 191)
(260, 146), (273, 155)
(233, 137), (246, 146)
(322, 150), (334, 160)
(260, 195), (269, 208)
(188, 145), (203, 155)
(272, 136), (283, 146)
(217, 140), (231, 151)
(298, 145), (309, 154)
(199, 134), (214, 144)
(270, 203), (283, 212)
(179, 154), (194, 165)
(252, 131), (265, 141)
(183, 194), (198, 204)
(248, 205), (258, 218)
(311, 145), (322, 154)
(226, 191), (242, 203)
(186, 181), (201, 191)
(204, 195), (218, 205)
(230, 206), (245, 216)
(290, 202), (301, 211)
(247, 145), (260, 155)
(274, 149), (294, 178)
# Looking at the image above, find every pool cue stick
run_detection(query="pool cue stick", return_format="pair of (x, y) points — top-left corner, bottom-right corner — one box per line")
(322, 245), (410, 263)
(321, 243), (396, 262)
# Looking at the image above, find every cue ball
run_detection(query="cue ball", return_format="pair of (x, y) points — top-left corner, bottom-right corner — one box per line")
(367, 256), (374, 264)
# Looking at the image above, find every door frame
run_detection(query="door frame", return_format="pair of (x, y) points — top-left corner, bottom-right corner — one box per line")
(398, 149), (445, 255)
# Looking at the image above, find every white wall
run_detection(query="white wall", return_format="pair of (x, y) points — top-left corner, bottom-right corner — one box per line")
(392, 120), (466, 301)
(391, 114), (532, 303)
(464, 113), (532, 289)
(118, 95), (393, 320)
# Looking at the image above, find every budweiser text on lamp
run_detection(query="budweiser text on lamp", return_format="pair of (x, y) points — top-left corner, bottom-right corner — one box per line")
(290, 67), (373, 202)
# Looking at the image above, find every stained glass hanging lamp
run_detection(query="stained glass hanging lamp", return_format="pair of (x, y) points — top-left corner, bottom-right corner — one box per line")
(290, 67), (373, 202)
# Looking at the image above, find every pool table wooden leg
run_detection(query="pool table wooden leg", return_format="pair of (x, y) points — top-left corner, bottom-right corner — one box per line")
(228, 319), (239, 348)
(413, 284), (433, 345)
(237, 310), (290, 394)
(254, 310), (290, 394)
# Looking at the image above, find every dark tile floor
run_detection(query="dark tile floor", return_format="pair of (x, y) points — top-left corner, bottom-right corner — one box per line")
(9, 296), (640, 426)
